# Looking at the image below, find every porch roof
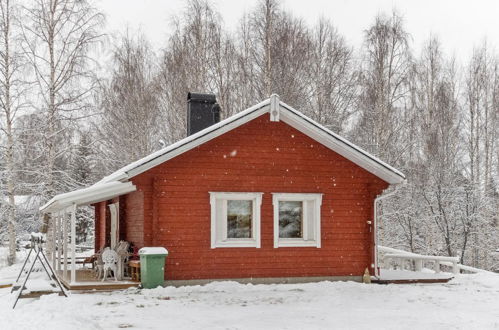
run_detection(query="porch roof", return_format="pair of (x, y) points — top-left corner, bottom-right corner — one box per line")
(39, 181), (136, 213)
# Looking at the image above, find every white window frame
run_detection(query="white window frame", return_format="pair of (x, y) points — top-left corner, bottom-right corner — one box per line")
(209, 192), (263, 248)
(272, 193), (322, 248)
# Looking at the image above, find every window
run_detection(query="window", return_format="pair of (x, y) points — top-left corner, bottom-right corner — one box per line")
(272, 193), (322, 248)
(210, 192), (263, 248)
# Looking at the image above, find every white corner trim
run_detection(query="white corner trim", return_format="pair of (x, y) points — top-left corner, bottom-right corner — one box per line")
(272, 193), (322, 248)
(270, 94), (280, 121)
(210, 192), (263, 248)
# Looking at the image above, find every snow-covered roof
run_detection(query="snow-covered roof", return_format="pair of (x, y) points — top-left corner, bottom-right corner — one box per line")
(98, 95), (405, 186)
(40, 181), (136, 213)
(41, 95), (405, 214)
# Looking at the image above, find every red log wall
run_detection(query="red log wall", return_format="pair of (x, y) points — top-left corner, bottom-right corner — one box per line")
(125, 190), (146, 247)
(96, 202), (107, 249)
(120, 113), (388, 280)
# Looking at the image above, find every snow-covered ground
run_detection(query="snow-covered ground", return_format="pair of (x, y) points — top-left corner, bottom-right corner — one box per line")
(0, 254), (498, 330)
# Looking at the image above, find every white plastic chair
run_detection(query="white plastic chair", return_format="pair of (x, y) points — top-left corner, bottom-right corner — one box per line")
(101, 249), (119, 281)
(93, 248), (104, 279)
(115, 241), (130, 280)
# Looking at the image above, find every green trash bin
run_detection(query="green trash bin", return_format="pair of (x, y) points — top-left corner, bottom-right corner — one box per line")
(139, 247), (168, 289)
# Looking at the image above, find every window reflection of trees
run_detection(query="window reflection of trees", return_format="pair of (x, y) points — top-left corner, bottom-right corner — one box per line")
(279, 201), (303, 238)
(227, 200), (253, 238)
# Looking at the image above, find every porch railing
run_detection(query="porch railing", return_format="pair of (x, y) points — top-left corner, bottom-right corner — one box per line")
(378, 246), (485, 274)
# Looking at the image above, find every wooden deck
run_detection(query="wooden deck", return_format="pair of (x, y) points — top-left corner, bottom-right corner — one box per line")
(57, 269), (139, 291)
(372, 269), (454, 284)
(372, 277), (452, 284)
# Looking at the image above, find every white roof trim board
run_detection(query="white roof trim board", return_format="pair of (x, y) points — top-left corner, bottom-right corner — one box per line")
(40, 181), (136, 213)
(42, 96), (405, 213)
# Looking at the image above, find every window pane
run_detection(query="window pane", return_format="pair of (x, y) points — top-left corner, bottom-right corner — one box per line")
(279, 201), (303, 238)
(227, 200), (252, 238)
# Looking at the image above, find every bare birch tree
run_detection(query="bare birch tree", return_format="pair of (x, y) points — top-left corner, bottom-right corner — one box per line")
(382, 37), (462, 256)
(238, 0), (312, 109)
(0, 0), (26, 265)
(21, 0), (103, 203)
(157, 0), (233, 143)
(463, 42), (499, 266)
(464, 42), (499, 192)
(354, 11), (412, 163)
(96, 32), (160, 170)
(306, 18), (358, 133)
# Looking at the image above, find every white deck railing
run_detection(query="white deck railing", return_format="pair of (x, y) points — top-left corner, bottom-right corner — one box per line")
(378, 246), (485, 274)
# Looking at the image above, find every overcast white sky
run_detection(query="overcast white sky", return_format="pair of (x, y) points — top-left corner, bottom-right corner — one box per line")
(97, 0), (499, 64)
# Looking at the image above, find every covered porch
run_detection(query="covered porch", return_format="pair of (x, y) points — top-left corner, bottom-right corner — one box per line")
(40, 181), (138, 290)
(57, 269), (137, 291)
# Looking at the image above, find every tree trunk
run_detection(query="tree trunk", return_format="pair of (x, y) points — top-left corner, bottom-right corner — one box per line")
(1, 0), (17, 266)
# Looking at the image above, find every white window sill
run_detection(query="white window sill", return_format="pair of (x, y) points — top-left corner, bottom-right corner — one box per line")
(275, 239), (320, 248)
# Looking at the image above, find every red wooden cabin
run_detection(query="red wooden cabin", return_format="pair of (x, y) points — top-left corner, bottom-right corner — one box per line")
(41, 93), (405, 285)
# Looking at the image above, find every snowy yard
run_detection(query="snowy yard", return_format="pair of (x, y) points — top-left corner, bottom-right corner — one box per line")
(0, 258), (498, 330)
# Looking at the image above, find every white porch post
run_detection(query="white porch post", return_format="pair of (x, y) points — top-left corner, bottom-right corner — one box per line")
(70, 203), (77, 284)
(56, 213), (61, 272)
(46, 214), (52, 260)
(52, 213), (56, 270)
(63, 208), (68, 280)
(415, 259), (423, 272)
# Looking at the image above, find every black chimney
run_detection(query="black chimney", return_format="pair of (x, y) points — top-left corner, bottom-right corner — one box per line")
(187, 92), (221, 136)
